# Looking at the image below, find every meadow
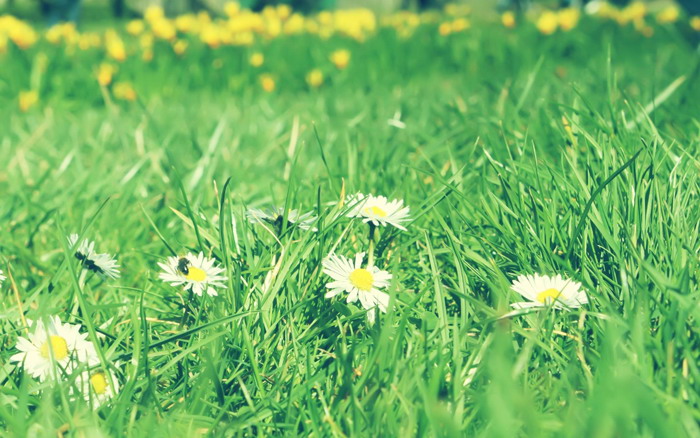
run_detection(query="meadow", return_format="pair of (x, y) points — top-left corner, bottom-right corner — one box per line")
(1, 3), (700, 436)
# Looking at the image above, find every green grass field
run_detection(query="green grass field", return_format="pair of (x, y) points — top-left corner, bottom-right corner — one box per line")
(1, 5), (700, 437)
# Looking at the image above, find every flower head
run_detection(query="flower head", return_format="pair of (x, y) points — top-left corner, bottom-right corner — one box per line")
(10, 316), (99, 380)
(346, 193), (410, 231)
(159, 252), (227, 297)
(76, 368), (119, 408)
(67, 234), (120, 279)
(510, 273), (588, 311)
(246, 206), (317, 231)
(0, 269), (5, 286)
(322, 252), (391, 324)
(330, 49), (350, 70)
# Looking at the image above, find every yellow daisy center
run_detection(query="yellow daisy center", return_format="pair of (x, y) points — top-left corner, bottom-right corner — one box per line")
(364, 206), (387, 217)
(349, 268), (374, 291)
(184, 266), (207, 282)
(536, 288), (562, 304)
(90, 372), (109, 395)
(40, 336), (69, 360)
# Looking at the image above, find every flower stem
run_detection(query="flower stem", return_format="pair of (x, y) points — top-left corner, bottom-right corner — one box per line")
(368, 223), (377, 266)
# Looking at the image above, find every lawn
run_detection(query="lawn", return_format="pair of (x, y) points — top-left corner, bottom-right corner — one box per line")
(1, 4), (700, 437)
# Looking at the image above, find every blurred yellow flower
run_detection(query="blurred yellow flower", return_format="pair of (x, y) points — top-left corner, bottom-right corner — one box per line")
(97, 63), (116, 86)
(113, 82), (137, 101)
(438, 21), (452, 36)
(19, 90), (38, 112)
(306, 69), (324, 88)
(691, 16), (700, 32)
(105, 30), (126, 61)
(537, 11), (559, 35)
(558, 8), (580, 31)
(126, 19), (145, 36)
(173, 39), (188, 55)
(501, 11), (516, 28)
(259, 74), (276, 92)
(151, 18), (176, 41)
(224, 2), (241, 18)
(144, 6), (165, 23)
(656, 5), (680, 24)
(451, 17), (470, 32)
(249, 52), (264, 67)
(330, 49), (350, 70)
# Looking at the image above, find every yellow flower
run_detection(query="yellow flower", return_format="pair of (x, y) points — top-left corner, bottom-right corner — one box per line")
(330, 49), (350, 70)
(126, 19), (145, 36)
(173, 39), (188, 55)
(249, 52), (264, 67)
(656, 5), (680, 24)
(151, 18), (176, 41)
(113, 82), (137, 101)
(19, 90), (38, 112)
(97, 63), (116, 86)
(451, 17), (470, 32)
(105, 30), (126, 62)
(144, 6), (165, 23)
(537, 11), (559, 35)
(438, 22), (452, 36)
(259, 74), (275, 92)
(501, 11), (516, 28)
(691, 16), (700, 32)
(306, 69), (324, 88)
(558, 8), (580, 31)
(224, 2), (240, 18)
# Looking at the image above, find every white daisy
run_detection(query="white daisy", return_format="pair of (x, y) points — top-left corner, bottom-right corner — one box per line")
(10, 316), (99, 381)
(158, 252), (228, 297)
(510, 273), (588, 311)
(345, 193), (410, 231)
(75, 368), (119, 408)
(322, 252), (392, 324)
(0, 269), (5, 286)
(67, 234), (120, 279)
(246, 206), (317, 231)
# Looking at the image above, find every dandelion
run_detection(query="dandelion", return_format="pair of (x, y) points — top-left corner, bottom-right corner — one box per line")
(113, 82), (137, 102)
(67, 234), (120, 279)
(330, 49), (350, 70)
(537, 11), (559, 35)
(249, 52), (264, 67)
(247, 207), (317, 231)
(510, 273), (588, 311)
(691, 16), (700, 32)
(159, 252), (228, 297)
(76, 368), (119, 408)
(10, 316), (99, 380)
(322, 252), (391, 324)
(18, 90), (38, 112)
(656, 5), (680, 24)
(346, 193), (410, 231)
(558, 8), (581, 31)
(501, 11), (516, 28)
(97, 63), (116, 87)
(259, 74), (276, 92)
(306, 69), (324, 88)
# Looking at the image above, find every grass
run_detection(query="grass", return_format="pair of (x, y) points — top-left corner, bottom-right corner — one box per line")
(1, 10), (700, 437)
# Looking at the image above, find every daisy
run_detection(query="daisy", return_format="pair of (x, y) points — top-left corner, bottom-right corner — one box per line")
(246, 207), (317, 231)
(345, 193), (410, 231)
(510, 273), (588, 311)
(67, 234), (120, 279)
(322, 252), (392, 324)
(158, 252), (228, 297)
(0, 269), (5, 286)
(76, 368), (119, 408)
(10, 316), (99, 380)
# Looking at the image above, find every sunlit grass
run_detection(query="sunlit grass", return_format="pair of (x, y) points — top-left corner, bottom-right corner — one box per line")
(1, 7), (700, 437)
